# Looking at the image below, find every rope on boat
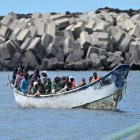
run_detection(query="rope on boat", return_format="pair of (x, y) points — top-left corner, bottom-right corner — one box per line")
(105, 123), (140, 140)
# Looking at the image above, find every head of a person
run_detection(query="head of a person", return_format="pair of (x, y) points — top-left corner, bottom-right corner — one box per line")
(41, 71), (47, 77)
(70, 76), (74, 82)
(89, 76), (93, 83)
(54, 77), (60, 83)
(65, 76), (69, 83)
(24, 74), (29, 80)
(23, 67), (28, 75)
(81, 78), (86, 83)
(37, 78), (41, 85)
(93, 72), (97, 78)
(34, 69), (39, 76)
(33, 81), (38, 88)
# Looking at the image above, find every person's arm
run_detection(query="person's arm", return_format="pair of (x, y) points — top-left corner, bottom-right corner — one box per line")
(14, 76), (18, 88)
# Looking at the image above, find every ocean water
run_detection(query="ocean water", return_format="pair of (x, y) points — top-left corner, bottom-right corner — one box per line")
(0, 71), (140, 140)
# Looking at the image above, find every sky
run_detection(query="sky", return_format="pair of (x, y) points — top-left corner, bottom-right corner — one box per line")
(0, 0), (140, 15)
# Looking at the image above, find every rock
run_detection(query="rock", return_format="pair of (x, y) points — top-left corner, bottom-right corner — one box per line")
(0, 43), (11, 60)
(42, 58), (64, 70)
(66, 49), (84, 63)
(0, 25), (11, 39)
(130, 24), (140, 38)
(16, 29), (30, 42)
(0, 36), (5, 43)
(118, 34), (133, 53)
(86, 46), (106, 58)
(54, 18), (70, 30)
(7, 52), (22, 70)
(85, 21), (96, 34)
(51, 14), (66, 21)
(20, 37), (32, 50)
(64, 38), (81, 56)
(94, 20), (106, 31)
(46, 22), (56, 37)
(1, 13), (17, 26)
(65, 61), (84, 70)
(29, 26), (36, 38)
(32, 12), (43, 19)
(21, 51), (39, 69)
(72, 22), (85, 39)
(46, 42), (64, 62)
(80, 31), (91, 51)
(41, 33), (53, 47)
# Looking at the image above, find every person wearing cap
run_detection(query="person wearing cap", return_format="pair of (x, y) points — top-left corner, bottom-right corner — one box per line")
(79, 78), (87, 87)
(20, 74), (30, 94)
(69, 76), (76, 88)
(91, 72), (100, 83)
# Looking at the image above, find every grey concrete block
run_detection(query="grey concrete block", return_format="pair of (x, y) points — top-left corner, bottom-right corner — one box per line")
(46, 43), (64, 62)
(27, 37), (41, 52)
(17, 29), (30, 42)
(86, 46), (106, 58)
(131, 14), (140, 21)
(65, 61), (84, 70)
(64, 38), (81, 56)
(41, 58), (64, 70)
(0, 43), (11, 60)
(20, 37), (32, 50)
(93, 32), (109, 41)
(89, 34), (100, 46)
(100, 11), (114, 25)
(85, 21), (96, 34)
(0, 36), (5, 43)
(1, 13), (17, 26)
(66, 49), (84, 63)
(56, 30), (74, 40)
(130, 24), (140, 38)
(41, 33), (53, 47)
(51, 14), (66, 21)
(80, 31), (91, 51)
(29, 26), (36, 38)
(45, 22), (56, 37)
(7, 52), (22, 70)
(89, 53), (101, 68)
(118, 34), (133, 53)
(94, 20), (106, 31)
(72, 22), (85, 39)
(32, 12), (43, 18)
(21, 51), (39, 68)
(33, 19), (46, 36)
(0, 25), (11, 39)
(9, 28), (21, 38)
(54, 18), (70, 30)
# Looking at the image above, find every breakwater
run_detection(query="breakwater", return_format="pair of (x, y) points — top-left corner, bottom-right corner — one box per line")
(0, 7), (140, 70)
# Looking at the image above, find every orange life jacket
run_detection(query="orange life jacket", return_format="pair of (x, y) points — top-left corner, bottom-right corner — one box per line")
(91, 77), (100, 83)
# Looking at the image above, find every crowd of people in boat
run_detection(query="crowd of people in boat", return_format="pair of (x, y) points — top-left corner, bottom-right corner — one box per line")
(12, 62), (100, 96)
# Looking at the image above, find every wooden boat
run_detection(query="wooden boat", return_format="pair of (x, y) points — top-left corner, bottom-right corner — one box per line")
(12, 64), (130, 109)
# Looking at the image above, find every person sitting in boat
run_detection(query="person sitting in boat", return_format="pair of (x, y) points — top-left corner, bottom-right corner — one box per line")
(31, 69), (40, 81)
(44, 78), (52, 94)
(51, 77), (62, 94)
(69, 76), (76, 88)
(91, 72), (100, 83)
(36, 78), (46, 94)
(60, 76), (67, 88)
(79, 78), (87, 87)
(27, 79), (35, 95)
(58, 81), (72, 92)
(14, 67), (24, 89)
(88, 76), (93, 84)
(20, 74), (30, 94)
(40, 70), (48, 84)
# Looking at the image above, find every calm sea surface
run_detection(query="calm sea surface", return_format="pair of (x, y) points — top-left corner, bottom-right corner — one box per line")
(0, 71), (140, 140)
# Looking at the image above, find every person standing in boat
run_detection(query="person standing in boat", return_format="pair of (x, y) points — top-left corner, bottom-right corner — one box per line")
(91, 72), (100, 83)
(20, 74), (30, 94)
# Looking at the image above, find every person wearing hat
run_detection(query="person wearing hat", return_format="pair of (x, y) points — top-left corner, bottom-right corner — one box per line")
(40, 70), (48, 84)
(91, 72), (100, 83)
